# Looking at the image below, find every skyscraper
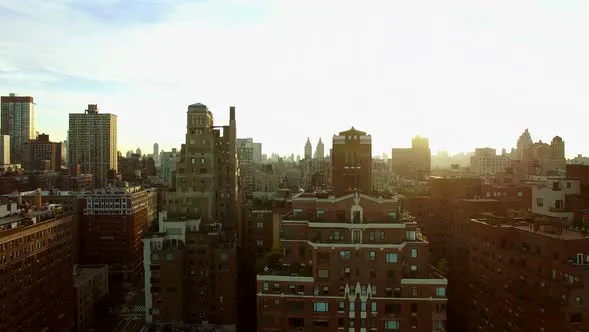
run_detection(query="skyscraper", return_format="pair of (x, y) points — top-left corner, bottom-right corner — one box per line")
(153, 142), (159, 163)
(304, 137), (312, 159)
(68, 104), (117, 187)
(143, 103), (239, 328)
(315, 137), (325, 159)
(1, 93), (36, 164)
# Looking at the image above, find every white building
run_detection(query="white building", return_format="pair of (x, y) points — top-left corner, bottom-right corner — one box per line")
(0, 135), (10, 165)
(470, 147), (510, 177)
(528, 176), (579, 221)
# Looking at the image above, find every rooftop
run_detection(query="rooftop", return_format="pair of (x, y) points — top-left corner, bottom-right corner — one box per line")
(471, 215), (588, 240)
(74, 265), (108, 288)
(259, 263), (312, 278)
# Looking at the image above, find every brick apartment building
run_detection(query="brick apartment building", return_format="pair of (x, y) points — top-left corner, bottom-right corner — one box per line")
(331, 127), (372, 196)
(24, 133), (63, 171)
(143, 214), (237, 328)
(0, 200), (75, 331)
(405, 176), (584, 331)
(256, 191), (448, 332)
(142, 103), (240, 331)
(81, 186), (157, 284)
(451, 214), (589, 331)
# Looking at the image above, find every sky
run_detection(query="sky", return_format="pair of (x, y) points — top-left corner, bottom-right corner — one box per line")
(1, 0), (588, 158)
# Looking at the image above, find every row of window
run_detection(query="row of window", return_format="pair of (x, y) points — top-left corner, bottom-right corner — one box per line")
(262, 283), (446, 298)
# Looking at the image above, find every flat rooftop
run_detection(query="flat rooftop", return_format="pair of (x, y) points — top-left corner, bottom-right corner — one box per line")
(471, 217), (587, 240)
(74, 266), (108, 287)
(259, 263), (312, 278)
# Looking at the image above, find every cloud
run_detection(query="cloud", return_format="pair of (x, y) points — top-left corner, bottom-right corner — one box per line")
(0, 0), (588, 156)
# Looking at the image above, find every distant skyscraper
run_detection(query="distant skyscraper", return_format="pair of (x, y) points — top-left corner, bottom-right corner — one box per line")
(136, 147), (142, 156)
(153, 143), (159, 163)
(0, 135), (9, 165)
(69, 104), (117, 187)
(314, 137), (324, 159)
(1, 93), (35, 164)
(304, 137), (312, 159)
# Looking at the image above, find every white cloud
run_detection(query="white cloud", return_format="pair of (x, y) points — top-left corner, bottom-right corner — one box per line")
(0, 0), (588, 156)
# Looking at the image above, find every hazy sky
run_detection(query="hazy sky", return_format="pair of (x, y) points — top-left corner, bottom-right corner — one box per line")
(1, 0), (588, 157)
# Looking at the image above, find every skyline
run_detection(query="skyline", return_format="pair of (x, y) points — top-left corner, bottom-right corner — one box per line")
(1, 0), (588, 157)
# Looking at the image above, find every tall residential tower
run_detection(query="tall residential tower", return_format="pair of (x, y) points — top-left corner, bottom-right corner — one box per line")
(68, 104), (118, 187)
(143, 103), (239, 329)
(1, 93), (36, 164)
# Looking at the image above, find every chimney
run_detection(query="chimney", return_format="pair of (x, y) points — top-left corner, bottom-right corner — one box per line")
(230, 106), (235, 121)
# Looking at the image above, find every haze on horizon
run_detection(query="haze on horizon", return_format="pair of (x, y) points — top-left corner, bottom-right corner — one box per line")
(0, 0), (587, 158)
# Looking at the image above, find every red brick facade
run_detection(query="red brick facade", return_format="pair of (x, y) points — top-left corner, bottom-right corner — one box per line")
(256, 192), (447, 332)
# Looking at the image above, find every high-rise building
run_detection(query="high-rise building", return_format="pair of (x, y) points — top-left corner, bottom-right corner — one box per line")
(0, 135), (10, 165)
(237, 138), (255, 195)
(24, 133), (63, 171)
(80, 186), (158, 284)
(256, 191), (448, 332)
(315, 137), (325, 159)
(136, 147), (142, 156)
(0, 200), (76, 331)
(331, 127), (372, 196)
(153, 143), (159, 164)
(304, 137), (312, 160)
(1, 93), (35, 164)
(68, 104), (118, 187)
(143, 103), (239, 329)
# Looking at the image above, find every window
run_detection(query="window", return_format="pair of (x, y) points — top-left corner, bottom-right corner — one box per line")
(353, 210), (361, 223)
(576, 296), (583, 306)
(371, 302), (377, 312)
(200, 157), (205, 164)
(256, 240), (263, 246)
(349, 302), (355, 311)
(387, 211), (397, 221)
(435, 303), (446, 313)
(567, 182), (572, 188)
(338, 301), (345, 312)
(352, 230), (362, 243)
(361, 302), (366, 312)
(406, 231), (416, 241)
(329, 231), (343, 241)
(370, 231), (385, 241)
(436, 287), (446, 297)
(263, 283), (269, 291)
(386, 253), (398, 263)
(369, 251), (376, 261)
(318, 269), (329, 278)
(536, 198), (544, 207)
(257, 222), (263, 228)
(411, 248), (418, 258)
(340, 251), (351, 260)
(555, 200), (564, 209)
(385, 320), (400, 330)
(410, 265), (418, 272)
(369, 269), (376, 278)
